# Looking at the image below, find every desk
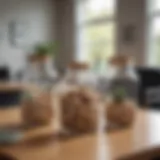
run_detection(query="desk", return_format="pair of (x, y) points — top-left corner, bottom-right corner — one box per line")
(0, 109), (160, 160)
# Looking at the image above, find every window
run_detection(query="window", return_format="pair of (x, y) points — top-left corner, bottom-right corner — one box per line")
(148, 0), (160, 65)
(76, 0), (116, 73)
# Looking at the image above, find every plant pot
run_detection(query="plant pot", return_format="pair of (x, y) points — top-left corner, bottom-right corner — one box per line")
(106, 99), (136, 127)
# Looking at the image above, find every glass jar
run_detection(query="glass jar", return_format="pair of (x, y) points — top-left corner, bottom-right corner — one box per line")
(24, 56), (58, 85)
(108, 55), (139, 102)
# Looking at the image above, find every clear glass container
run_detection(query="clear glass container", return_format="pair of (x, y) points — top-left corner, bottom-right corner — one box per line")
(24, 56), (58, 86)
(108, 55), (139, 102)
(63, 62), (98, 90)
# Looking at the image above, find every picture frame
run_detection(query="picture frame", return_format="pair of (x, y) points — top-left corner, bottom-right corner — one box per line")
(8, 20), (29, 47)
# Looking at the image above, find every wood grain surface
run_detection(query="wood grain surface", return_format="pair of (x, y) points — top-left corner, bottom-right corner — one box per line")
(0, 108), (160, 160)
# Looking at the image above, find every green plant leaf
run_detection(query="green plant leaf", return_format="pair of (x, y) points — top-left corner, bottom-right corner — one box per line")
(113, 87), (126, 102)
(33, 41), (59, 57)
(22, 92), (33, 101)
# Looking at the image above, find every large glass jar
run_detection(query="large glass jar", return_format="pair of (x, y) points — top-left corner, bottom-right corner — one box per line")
(107, 55), (139, 102)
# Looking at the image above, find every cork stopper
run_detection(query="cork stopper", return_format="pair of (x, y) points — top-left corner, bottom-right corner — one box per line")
(68, 61), (90, 71)
(28, 54), (47, 63)
(109, 55), (131, 68)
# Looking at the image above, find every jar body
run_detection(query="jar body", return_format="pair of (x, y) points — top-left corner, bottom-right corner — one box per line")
(108, 65), (139, 102)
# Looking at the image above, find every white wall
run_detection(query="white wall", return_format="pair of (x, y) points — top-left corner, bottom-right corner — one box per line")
(0, 0), (55, 74)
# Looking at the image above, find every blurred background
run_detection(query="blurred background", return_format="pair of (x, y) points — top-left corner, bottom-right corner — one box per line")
(0, 0), (159, 107)
(0, 0), (154, 75)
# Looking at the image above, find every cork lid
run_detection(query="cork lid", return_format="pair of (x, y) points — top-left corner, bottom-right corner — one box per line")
(109, 55), (132, 67)
(68, 61), (90, 70)
(28, 54), (47, 63)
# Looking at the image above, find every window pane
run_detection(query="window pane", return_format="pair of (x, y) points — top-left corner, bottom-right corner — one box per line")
(83, 23), (116, 71)
(151, 0), (160, 12)
(149, 17), (160, 65)
(79, 0), (116, 22)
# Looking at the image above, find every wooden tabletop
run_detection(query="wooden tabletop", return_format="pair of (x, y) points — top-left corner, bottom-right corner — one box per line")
(0, 108), (160, 160)
(0, 82), (25, 91)
(0, 83), (43, 95)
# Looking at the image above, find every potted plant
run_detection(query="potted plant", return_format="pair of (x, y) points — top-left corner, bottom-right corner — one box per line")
(29, 42), (58, 63)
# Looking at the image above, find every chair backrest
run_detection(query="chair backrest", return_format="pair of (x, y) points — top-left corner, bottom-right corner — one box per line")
(0, 67), (10, 81)
(120, 147), (160, 160)
(136, 67), (160, 108)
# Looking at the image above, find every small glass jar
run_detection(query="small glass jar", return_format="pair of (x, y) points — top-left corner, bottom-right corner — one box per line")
(107, 55), (139, 102)
(24, 56), (58, 85)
